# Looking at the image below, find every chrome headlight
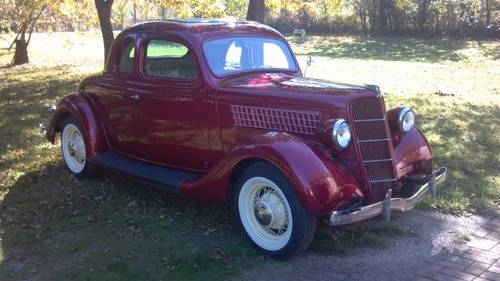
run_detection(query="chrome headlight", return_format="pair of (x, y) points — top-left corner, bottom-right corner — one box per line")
(399, 107), (415, 133)
(332, 119), (351, 149)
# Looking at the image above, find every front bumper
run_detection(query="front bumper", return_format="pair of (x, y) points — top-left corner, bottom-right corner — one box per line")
(330, 167), (447, 226)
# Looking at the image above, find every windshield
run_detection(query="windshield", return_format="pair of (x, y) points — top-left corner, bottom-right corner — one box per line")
(203, 36), (298, 77)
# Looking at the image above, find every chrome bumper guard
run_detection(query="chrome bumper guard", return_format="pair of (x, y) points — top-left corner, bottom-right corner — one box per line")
(330, 167), (447, 226)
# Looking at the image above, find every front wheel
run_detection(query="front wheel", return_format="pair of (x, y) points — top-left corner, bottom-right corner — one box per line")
(233, 162), (316, 258)
(61, 118), (89, 177)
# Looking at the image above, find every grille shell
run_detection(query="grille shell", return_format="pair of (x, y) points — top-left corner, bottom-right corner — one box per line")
(350, 97), (396, 200)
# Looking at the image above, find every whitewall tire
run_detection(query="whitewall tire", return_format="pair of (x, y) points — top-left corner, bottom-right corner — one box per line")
(61, 118), (89, 176)
(233, 162), (316, 258)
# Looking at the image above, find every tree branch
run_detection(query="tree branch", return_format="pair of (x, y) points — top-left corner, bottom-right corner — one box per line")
(27, 5), (47, 45)
(8, 32), (21, 51)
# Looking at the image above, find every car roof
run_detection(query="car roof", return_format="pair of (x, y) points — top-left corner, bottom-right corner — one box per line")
(120, 18), (283, 38)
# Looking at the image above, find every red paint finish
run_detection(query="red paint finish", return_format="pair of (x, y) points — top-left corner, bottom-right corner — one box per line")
(46, 93), (107, 158)
(182, 132), (363, 215)
(48, 19), (436, 216)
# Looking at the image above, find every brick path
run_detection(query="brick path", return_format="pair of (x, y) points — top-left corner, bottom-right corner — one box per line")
(417, 215), (500, 281)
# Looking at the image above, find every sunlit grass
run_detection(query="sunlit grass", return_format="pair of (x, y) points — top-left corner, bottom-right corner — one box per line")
(293, 36), (500, 104)
(383, 94), (500, 213)
(0, 32), (498, 280)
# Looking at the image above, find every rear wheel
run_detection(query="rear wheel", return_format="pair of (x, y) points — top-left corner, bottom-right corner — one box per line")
(61, 118), (89, 177)
(233, 162), (316, 258)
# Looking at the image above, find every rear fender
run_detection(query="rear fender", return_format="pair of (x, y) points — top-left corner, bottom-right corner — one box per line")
(46, 93), (107, 158)
(182, 132), (363, 215)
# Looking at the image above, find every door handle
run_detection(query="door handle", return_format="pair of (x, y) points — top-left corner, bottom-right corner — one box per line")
(129, 94), (141, 101)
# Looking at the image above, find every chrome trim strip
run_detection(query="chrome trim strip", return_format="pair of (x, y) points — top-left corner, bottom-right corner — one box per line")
(354, 118), (385, 122)
(363, 159), (393, 163)
(330, 167), (447, 226)
(357, 138), (389, 143)
(368, 179), (397, 183)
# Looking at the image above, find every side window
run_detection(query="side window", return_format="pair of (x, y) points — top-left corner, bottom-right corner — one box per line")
(144, 40), (197, 80)
(117, 39), (135, 74)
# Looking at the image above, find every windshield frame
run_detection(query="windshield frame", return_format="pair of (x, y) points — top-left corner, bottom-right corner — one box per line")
(202, 35), (300, 78)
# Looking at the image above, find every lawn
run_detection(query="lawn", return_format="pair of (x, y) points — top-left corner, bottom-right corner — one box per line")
(0, 32), (499, 280)
(291, 35), (500, 213)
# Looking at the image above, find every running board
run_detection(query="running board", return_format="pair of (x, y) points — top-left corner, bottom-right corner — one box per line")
(91, 152), (201, 193)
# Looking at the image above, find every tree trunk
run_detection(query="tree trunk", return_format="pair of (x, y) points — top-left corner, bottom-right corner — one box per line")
(95, 0), (115, 65)
(376, 0), (389, 34)
(485, 0), (491, 26)
(417, 0), (430, 32)
(133, 2), (137, 24)
(359, 8), (368, 35)
(247, 0), (266, 23)
(13, 38), (29, 65)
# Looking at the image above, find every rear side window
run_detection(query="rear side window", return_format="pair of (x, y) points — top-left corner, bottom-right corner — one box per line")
(116, 39), (135, 74)
(144, 40), (197, 80)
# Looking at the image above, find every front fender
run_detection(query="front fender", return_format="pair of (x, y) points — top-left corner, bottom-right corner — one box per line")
(182, 132), (362, 216)
(46, 93), (107, 158)
(393, 127), (433, 179)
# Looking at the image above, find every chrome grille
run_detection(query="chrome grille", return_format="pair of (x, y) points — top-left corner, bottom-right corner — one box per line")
(351, 98), (396, 199)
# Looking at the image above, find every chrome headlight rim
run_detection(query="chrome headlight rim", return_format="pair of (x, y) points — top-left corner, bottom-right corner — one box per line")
(399, 107), (415, 133)
(332, 118), (351, 149)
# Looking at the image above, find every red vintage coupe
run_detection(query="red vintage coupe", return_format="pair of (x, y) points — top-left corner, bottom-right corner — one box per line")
(46, 19), (446, 258)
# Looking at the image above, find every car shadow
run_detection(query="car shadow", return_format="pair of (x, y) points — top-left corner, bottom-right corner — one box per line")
(0, 164), (253, 280)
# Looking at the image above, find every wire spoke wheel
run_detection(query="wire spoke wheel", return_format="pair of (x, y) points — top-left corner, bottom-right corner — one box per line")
(234, 162), (317, 258)
(239, 176), (293, 251)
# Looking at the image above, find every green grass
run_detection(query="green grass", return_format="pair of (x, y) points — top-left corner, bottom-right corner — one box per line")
(0, 32), (499, 280)
(384, 94), (500, 213)
(147, 41), (189, 58)
(289, 36), (500, 62)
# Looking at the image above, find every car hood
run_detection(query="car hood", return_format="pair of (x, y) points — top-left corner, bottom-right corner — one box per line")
(218, 72), (380, 110)
(220, 72), (374, 94)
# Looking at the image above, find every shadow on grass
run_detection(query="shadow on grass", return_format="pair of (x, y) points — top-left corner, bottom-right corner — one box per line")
(0, 65), (86, 157)
(385, 94), (500, 213)
(290, 37), (469, 62)
(0, 65), (261, 280)
(0, 166), (258, 280)
(477, 41), (500, 60)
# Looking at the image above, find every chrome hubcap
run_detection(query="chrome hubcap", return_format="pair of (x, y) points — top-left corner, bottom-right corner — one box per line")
(253, 186), (288, 234)
(64, 128), (85, 165)
(254, 202), (272, 226)
(68, 141), (77, 157)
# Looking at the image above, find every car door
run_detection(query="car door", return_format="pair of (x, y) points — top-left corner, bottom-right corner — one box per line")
(116, 35), (212, 171)
(87, 35), (143, 154)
